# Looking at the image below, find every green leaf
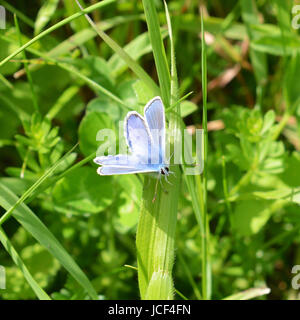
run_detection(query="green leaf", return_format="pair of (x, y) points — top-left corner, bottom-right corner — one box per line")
(240, 0), (267, 107)
(34, 0), (60, 35)
(0, 177), (32, 196)
(251, 33), (300, 56)
(75, 56), (115, 93)
(261, 110), (275, 135)
(232, 199), (284, 236)
(279, 152), (300, 188)
(223, 287), (271, 300)
(133, 80), (154, 107)
(108, 29), (168, 77)
(79, 111), (114, 157)
(114, 175), (142, 233)
(226, 144), (249, 170)
(136, 0), (181, 300)
(0, 37), (21, 75)
(53, 167), (114, 215)
(142, 0), (171, 106)
(180, 101), (198, 118)
(87, 97), (123, 122)
(74, 0), (160, 97)
(0, 183), (98, 300)
(284, 53), (300, 108)
(145, 271), (173, 300)
(253, 187), (300, 205)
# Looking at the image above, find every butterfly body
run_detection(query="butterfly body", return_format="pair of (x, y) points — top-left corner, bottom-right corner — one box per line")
(94, 96), (169, 179)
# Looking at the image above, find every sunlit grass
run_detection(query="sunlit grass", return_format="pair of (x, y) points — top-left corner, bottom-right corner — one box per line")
(0, 0), (298, 301)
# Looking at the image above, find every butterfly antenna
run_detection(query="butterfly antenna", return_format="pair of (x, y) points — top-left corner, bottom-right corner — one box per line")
(164, 174), (173, 185)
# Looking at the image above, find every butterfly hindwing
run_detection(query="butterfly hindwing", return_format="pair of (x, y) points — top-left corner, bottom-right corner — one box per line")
(98, 165), (157, 176)
(94, 154), (140, 166)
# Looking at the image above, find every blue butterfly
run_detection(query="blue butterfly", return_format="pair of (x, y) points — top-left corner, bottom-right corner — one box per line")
(94, 96), (171, 181)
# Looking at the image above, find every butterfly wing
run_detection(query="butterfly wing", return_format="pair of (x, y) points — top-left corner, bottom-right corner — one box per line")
(98, 165), (157, 176)
(144, 97), (166, 164)
(94, 154), (139, 166)
(124, 111), (154, 164)
(94, 97), (166, 177)
(94, 154), (159, 176)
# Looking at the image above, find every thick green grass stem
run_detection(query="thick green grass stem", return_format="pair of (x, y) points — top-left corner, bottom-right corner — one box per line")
(136, 0), (180, 300)
(142, 0), (171, 106)
(136, 175), (180, 300)
(201, 12), (211, 300)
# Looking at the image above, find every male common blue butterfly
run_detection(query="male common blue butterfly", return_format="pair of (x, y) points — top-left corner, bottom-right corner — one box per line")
(94, 96), (170, 180)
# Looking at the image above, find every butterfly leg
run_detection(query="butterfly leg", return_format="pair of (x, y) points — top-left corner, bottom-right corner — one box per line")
(164, 174), (173, 185)
(160, 176), (170, 194)
(152, 175), (160, 203)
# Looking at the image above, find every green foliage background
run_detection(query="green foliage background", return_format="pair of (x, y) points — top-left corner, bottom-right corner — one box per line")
(0, 0), (300, 300)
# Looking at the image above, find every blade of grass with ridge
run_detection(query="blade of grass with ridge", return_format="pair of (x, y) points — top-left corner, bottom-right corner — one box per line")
(135, 0), (180, 300)
(0, 226), (51, 300)
(223, 287), (271, 300)
(200, 11), (212, 300)
(142, 0), (171, 106)
(0, 145), (98, 300)
(240, 0), (267, 110)
(0, 184), (98, 300)
(74, 0), (160, 97)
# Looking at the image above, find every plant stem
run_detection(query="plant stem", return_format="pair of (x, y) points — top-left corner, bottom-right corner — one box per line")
(201, 11), (211, 300)
(0, 0), (116, 68)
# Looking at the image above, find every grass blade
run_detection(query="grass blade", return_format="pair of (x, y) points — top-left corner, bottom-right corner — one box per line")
(142, 0), (171, 106)
(0, 34), (131, 111)
(240, 0), (267, 109)
(0, 0), (116, 68)
(0, 184), (98, 300)
(74, 0), (160, 96)
(14, 14), (39, 113)
(108, 29), (168, 77)
(200, 11), (211, 300)
(0, 226), (51, 300)
(136, 0), (180, 300)
(223, 287), (271, 300)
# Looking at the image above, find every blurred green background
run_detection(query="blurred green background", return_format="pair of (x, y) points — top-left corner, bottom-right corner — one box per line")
(0, 0), (300, 300)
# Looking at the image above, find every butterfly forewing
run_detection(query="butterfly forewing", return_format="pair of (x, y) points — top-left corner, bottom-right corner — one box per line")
(125, 111), (154, 164)
(144, 97), (166, 165)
